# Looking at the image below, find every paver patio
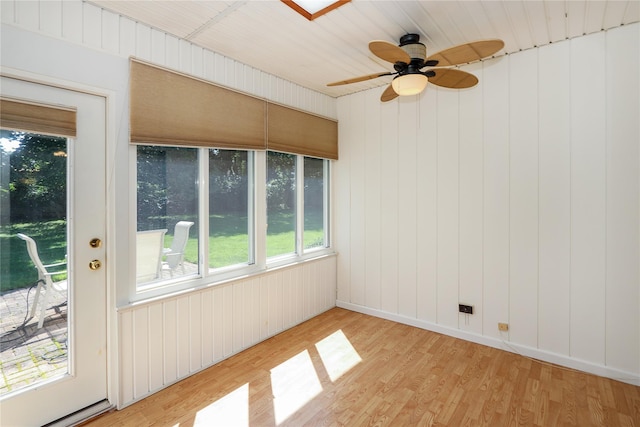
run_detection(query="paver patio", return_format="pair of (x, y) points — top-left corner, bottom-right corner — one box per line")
(0, 285), (68, 396)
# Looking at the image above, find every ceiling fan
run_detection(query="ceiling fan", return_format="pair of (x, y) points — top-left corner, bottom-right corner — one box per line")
(327, 34), (504, 102)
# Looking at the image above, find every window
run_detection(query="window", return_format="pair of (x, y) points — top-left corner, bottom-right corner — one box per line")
(136, 146), (199, 286)
(266, 152), (297, 258)
(134, 146), (331, 298)
(208, 149), (253, 270)
(303, 157), (328, 251)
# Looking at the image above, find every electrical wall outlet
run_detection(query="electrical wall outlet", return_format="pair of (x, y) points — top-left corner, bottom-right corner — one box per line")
(498, 322), (509, 332)
(458, 304), (473, 314)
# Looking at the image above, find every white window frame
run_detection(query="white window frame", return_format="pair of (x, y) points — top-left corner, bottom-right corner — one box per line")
(129, 147), (333, 302)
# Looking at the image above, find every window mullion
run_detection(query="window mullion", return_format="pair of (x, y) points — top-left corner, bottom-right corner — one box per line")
(296, 155), (305, 255)
(255, 151), (267, 268)
(199, 148), (209, 275)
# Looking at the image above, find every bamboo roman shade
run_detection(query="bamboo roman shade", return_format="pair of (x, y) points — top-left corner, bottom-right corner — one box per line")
(130, 60), (266, 150)
(267, 103), (338, 160)
(0, 97), (76, 137)
(130, 59), (338, 160)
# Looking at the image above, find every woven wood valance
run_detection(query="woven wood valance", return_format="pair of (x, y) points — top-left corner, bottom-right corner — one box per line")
(267, 103), (338, 160)
(130, 59), (266, 150)
(130, 59), (338, 160)
(0, 97), (76, 137)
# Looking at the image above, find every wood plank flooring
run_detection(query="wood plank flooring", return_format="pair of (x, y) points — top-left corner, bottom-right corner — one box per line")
(85, 308), (640, 426)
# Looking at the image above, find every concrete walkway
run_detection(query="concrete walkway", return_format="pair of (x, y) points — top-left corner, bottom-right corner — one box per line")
(0, 284), (68, 396)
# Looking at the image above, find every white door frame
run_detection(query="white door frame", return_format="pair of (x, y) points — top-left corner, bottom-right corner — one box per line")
(0, 67), (117, 425)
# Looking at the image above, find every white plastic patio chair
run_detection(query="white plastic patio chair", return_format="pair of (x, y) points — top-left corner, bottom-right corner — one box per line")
(136, 229), (167, 283)
(162, 221), (194, 276)
(17, 233), (68, 329)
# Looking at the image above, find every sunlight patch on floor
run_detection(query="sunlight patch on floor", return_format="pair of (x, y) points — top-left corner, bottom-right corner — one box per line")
(315, 329), (362, 382)
(270, 349), (322, 424)
(194, 383), (249, 426)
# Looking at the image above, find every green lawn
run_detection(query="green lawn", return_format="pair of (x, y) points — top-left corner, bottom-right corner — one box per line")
(1, 212), (324, 292)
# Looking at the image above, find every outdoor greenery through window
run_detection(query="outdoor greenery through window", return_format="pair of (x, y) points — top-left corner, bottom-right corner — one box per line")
(208, 149), (252, 270)
(0, 131), (68, 293)
(137, 146), (199, 286)
(267, 152), (296, 258)
(135, 146), (331, 296)
(304, 157), (327, 250)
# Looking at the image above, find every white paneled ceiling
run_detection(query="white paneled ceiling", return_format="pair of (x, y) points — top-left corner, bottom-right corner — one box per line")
(88, 1), (639, 98)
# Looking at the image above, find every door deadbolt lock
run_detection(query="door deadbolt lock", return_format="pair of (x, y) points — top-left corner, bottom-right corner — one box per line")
(89, 238), (102, 248)
(89, 259), (102, 270)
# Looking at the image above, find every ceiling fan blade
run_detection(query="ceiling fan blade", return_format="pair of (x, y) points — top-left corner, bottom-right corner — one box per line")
(369, 40), (411, 64)
(327, 71), (394, 86)
(380, 84), (399, 102)
(429, 68), (478, 89)
(426, 39), (504, 67)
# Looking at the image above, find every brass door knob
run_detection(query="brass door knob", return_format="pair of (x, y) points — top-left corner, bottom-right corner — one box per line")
(89, 259), (102, 270)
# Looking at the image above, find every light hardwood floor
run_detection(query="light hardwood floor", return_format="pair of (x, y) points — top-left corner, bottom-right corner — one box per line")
(85, 308), (639, 426)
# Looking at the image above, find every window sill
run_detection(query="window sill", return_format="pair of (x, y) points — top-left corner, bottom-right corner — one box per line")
(119, 250), (336, 311)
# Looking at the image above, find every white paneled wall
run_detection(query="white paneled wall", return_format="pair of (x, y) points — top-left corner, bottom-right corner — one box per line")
(119, 256), (336, 406)
(2, 0), (338, 410)
(335, 24), (640, 385)
(0, 0), (336, 119)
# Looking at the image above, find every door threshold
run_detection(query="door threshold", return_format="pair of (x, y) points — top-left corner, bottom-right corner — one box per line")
(45, 399), (113, 427)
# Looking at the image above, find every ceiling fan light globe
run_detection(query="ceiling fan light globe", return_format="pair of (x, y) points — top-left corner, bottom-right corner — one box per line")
(391, 74), (428, 96)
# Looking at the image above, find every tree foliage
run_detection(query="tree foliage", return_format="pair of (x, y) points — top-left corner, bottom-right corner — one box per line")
(1, 130), (67, 223)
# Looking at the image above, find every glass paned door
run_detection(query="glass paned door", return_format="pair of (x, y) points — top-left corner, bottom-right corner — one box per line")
(0, 77), (108, 426)
(0, 132), (70, 394)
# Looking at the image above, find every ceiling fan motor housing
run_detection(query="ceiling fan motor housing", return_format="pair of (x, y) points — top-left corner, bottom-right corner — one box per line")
(399, 33), (427, 63)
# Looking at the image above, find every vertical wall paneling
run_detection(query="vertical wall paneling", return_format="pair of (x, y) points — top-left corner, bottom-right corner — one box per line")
(15, 0), (39, 32)
(212, 287), (225, 362)
(119, 310), (134, 404)
(179, 39), (192, 74)
(222, 284), (233, 357)
(133, 308), (149, 398)
(40, 0), (62, 38)
(458, 62), (484, 334)
(101, 9), (120, 54)
(379, 96), (400, 314)
(233, 280), (246, 353)
(397, 98), (418, 318)
(0, 1), (15, 25)
(61, 1), (83, 44)
(570, 33), (607, 364)
(508, 49), (539, 348)
(82, 4), (102, 48)
(163, 300), (178, 384)
(175, 296), (189, 378)
(150, 29), (166, 65)
(538, 40), (571, 356)
(201, 290), (214, 367)
(118, 15), (136, 57)
(148, 304), (164, 392)
(335, 98), (352, 303)
(334, 25), (639, 384)
(189, 293), (203, 372)
(349, 92), (367, 305)
(135, 23), (152, 61)
(605, 24), (640, 374)
(364, 90), (382, 310)
(118, 256), (336, 407)
(482, 57), (510, 340)
(416, 89), (439, 323)
(436, 90), (460, 328)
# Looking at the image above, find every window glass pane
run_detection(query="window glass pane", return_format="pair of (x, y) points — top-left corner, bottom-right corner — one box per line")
(304, 157), (326, 250)
(137, 146), (198, 286)
(266, 151), (296, 258)
(0, 131), (69, 394)
(209, 149), (251, 270)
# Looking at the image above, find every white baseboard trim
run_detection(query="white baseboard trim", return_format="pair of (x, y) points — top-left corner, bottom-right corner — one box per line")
(336, 300), (640, 387)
